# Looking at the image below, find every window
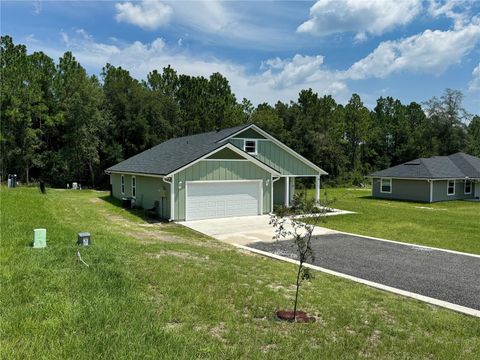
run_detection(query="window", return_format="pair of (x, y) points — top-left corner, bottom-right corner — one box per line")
(465, 180), (472, 194)
(132, 176), (136, 198)
(121, 175), (125, 194)
(447, 180), (455, 195)
(380, 178), (392, 193)
(243, 139), (257, 154)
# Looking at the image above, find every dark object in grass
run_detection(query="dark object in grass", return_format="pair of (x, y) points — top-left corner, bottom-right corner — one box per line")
(122, 197), (132, 208)
(275, 310), (315, 323)
(39, 181), (46, 194)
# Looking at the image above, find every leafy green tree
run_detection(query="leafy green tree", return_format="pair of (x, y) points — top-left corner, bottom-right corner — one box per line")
(344, 94), (370, 173)
(54, 52), (105, 186)
(424, 89), (469, 155)
(467, 116), (480, 157)
(250, 103), (284, 138)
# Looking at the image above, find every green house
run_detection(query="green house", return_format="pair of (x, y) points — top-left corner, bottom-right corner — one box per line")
(105, 124), (327, 221)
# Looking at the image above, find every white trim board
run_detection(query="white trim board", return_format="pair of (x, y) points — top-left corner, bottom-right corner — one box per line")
(368, 176), (480, 181)
(218, 124), (328, 175)
(233, 244), (480, 318)
(106, 170), (164, 178)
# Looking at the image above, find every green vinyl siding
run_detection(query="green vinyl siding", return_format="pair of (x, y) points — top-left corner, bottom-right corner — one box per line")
(372, 178), (430, 202)
(372, 178), (478, 203)
(110, 173), (170, 219)
(174, 160), (272, 221)
(273, 177), (286, 205)
(232, 128), (267, 139)
(229, 138), (318, 176)
(432, 180), (475, 202)
(206, 147), (245, 159)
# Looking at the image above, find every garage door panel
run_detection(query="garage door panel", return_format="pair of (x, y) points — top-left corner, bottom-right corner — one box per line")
(186, 181), (260, 220)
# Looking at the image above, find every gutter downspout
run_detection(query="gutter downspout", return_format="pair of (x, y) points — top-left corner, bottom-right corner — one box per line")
(162, 176), (174, 221)
(271, 176), (281, 213)
(428, 179), (433, 203)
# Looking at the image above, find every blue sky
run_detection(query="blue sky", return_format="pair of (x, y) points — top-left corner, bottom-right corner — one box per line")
(2, 0), (479, 113)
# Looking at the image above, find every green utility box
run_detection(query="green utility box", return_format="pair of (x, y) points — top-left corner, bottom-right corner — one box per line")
(33, 228), (46, 248)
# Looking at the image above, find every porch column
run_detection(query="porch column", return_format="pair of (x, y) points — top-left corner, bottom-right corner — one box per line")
(290, 177), (295, 204)
(315, 175), (320, 203)
(285, 176), (290, 207)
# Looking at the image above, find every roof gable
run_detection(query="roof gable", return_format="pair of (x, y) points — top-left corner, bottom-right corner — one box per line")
(218, 124), (327, 175)
(232, 127), (266, 139)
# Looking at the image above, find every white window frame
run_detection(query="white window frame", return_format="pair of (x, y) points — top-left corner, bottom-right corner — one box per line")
(121, 175), (125, 194)
(464, 180), (472, 195)
(243, 139), (258, 155)
(131, 176), (136, 198)
(447, 180), (455, 196)
(380, 178), (392, 194)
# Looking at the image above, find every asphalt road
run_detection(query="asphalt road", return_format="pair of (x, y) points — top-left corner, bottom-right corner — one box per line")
(249, 233), (480, 310)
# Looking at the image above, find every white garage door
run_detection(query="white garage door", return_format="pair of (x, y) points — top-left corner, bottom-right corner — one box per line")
(186, 181), (261, 221)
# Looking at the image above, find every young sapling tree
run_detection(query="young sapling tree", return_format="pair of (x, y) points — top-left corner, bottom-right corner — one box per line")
(270, 189), (333, 322)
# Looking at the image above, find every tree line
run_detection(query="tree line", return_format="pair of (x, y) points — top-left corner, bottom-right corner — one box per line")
(1, 35), (479, 188)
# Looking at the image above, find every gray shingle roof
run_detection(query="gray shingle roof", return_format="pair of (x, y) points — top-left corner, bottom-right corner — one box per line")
(106, 124), (251, 176)
(369, 153), (480, 179)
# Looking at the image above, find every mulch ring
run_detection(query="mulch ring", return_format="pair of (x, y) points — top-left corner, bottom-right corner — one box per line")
(275, 310), (316, 323)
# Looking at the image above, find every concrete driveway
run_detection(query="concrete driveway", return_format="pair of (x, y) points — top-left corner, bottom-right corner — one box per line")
(181, 215), (336, 245)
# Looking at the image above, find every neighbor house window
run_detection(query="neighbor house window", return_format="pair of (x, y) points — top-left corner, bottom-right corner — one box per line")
(380, 178), (392, 193)
(243, 139), (257, 154)
(121, 175), (125, 194)
(132, 176), (136, 198)
(447, 180), (455, 195)
(465, 180), (472, 194)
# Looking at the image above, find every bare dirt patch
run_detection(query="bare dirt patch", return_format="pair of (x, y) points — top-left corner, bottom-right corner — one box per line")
(164, 320), (182, 332)
(145, 250), (209, 262)
(126, 230), (186, 244)
(261, 344), (277, 353)
(209, 323), (227, 342)
(359, 330), (382, 357)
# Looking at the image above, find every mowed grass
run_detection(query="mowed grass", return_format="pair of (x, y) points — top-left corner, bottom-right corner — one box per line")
(1, 187), (479, 359)
(309, 188), (480, 255)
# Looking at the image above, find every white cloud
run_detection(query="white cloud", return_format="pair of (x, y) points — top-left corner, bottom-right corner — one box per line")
(297, 0), (422, 38)
(33, 0), (42, 15)
(469, 63), (480, 91)
(115, 0), (172, 30)
(428, 0), (474, 29)
(169, 1), (231, 34)
(347, 20), (480, 79)
(259, 54), (344, 91)
(27, 30), (349, 105)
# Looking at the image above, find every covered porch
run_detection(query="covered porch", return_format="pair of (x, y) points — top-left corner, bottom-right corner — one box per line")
(272, 175), (321, 208)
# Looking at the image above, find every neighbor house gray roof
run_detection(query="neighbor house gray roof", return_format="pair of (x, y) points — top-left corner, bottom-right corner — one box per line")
(106, 124), (252, 176)
(369, 153), (480, 179)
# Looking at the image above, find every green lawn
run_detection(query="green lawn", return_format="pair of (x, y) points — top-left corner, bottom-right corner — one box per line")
(310, 188), (480, 255)
(1, 187), (479, 359)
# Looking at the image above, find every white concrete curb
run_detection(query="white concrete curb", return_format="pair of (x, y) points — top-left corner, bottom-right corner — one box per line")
(233, 243), (480, 318)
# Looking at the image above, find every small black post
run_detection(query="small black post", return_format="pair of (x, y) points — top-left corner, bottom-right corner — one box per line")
(39, 180), (46, 194)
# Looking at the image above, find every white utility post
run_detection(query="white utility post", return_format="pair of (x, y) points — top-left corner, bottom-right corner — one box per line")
(285, 176), (290, 207)
(315, 175), (320, 203)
